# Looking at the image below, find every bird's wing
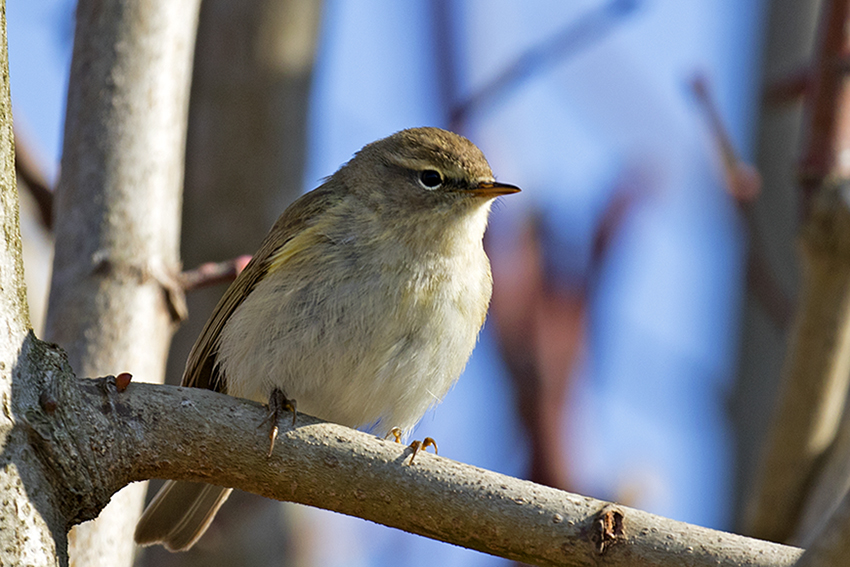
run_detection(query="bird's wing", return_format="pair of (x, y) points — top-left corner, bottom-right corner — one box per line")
(182, 185), (340, 392)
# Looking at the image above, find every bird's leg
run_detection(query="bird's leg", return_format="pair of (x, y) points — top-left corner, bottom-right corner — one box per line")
(385, 427), (438, 464)
(408, 437), (438, 464)
(386, 427), (403, 443)
(261, 387), (297, 457)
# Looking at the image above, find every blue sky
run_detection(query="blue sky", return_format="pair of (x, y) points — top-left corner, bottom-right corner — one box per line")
(8, 0), (75, 183)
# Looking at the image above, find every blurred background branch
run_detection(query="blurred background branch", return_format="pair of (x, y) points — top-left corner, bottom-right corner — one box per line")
(742, 2), (850, 555)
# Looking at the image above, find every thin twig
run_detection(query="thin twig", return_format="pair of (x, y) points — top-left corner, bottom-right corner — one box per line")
(691, 74), (763, 203)
(179, 255), (251, 291)
(449, 0), (640, 128)
(691, 75), (793, 328)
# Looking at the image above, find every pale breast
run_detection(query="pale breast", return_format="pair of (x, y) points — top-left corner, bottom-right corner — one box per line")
(215, 231), (492, 435)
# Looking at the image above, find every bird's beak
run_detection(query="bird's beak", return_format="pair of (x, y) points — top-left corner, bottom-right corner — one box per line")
(469, 181), (521, 197)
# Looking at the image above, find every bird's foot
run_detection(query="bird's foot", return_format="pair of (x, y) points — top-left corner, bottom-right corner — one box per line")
(386, 427), (438, 464)
(261, 388), (297, 457)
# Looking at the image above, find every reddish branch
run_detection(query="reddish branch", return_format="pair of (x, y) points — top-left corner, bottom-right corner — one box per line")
(798, 0), (850, 208)
(691, 75), (763, 203)
(178, 255), (251, 291)
(692, 75), (793, 328)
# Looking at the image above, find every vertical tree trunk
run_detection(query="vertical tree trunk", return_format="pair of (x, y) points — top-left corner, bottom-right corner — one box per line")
(43, 1), (201, 565)
(732, 6), (819, 534)
(742, 0), (850, 545)
(0, 0), (64, 564)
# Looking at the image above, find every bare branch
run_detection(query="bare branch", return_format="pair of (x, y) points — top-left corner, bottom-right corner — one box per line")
(744, 0), (850, 543)
(449, 0), (639, 128)
(179, 255), (252, 291)
(691, 74), (793, 329)
(745, 179), (850, 542)
(0, 3), (61, 564)
(691, 74), (763, 203)
(22, 346), (804, 567)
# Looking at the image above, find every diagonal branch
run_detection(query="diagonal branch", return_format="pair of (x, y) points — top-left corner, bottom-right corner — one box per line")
(20, 337), (804, 567)
(448, 0), (639, 128)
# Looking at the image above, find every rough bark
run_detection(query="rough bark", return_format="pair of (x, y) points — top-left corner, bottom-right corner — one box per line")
(0, 1), (66, 564)
(43, 0), (200, 565)
(21, 367), (803, 567)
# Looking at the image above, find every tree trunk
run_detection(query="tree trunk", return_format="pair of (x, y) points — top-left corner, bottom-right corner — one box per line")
(43, 1), (200, 565)
(0, 1), (67, 563)
(732, 0), (819, 533)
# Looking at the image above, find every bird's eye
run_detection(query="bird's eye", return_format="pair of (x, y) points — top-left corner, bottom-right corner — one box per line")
(419, 169), (443, 189)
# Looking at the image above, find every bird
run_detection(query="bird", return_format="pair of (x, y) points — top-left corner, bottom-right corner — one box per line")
(134, 127), (520, 551)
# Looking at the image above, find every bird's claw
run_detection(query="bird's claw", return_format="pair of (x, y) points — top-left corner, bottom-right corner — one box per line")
(385, 428), (437, 464)
(261, 388), (297, 457)
(386, 427), (403, 443)
(408, 437), (438, 464)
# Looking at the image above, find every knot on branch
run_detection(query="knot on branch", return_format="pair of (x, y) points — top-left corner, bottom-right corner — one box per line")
(90, 251), (187, 322)
(16, 334), (131, 523)
(589, 504), (625, 555)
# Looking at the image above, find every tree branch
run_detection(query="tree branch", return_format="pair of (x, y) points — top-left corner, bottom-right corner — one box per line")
(743, 0), (850, 544)
(178, 255), (252, 291)
(0, 1), (65, 564)
(744, 179), (850, 542)
(22, 340), (803, 567)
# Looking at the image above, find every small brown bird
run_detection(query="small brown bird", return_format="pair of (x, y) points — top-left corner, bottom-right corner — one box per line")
(134, 127), (519, 550)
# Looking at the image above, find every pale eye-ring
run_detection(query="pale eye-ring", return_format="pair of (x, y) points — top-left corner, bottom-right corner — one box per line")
(419, 169), (443, 189)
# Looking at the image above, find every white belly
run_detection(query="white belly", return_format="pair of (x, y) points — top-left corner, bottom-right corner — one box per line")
(216, 247), (492, 435)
